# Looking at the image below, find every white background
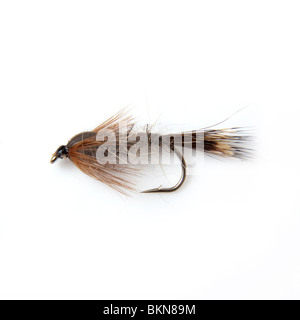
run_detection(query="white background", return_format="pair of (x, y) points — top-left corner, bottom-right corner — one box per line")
(0, 1), (299, 300)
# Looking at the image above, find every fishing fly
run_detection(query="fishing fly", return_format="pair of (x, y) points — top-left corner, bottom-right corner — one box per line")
(50, 109), (251, 194)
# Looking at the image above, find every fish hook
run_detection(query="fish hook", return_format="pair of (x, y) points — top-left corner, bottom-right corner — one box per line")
(141, 147), (186, 193)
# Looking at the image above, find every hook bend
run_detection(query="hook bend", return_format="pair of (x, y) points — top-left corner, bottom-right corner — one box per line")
(141, 147), (186, 193)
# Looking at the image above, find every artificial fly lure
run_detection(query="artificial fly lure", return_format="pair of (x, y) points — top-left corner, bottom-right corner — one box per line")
(50, 109), (251, 194)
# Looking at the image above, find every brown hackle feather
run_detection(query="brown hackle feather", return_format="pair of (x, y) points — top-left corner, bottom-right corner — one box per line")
(66, 109), (139, 194)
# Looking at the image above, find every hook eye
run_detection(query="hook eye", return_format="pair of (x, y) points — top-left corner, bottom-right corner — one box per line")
(50, 154), (58, 163)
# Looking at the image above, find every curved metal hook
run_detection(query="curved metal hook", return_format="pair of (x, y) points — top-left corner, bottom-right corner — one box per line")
(141, 147), (186, 193)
